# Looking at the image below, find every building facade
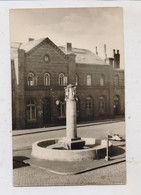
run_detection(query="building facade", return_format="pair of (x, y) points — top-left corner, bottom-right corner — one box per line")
(11, 37), (124, 130)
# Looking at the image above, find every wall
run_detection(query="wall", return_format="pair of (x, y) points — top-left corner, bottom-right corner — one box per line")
(12, 40), (125, 130)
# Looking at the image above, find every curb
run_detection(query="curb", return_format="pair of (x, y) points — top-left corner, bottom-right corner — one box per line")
(13, 119), (125, 137)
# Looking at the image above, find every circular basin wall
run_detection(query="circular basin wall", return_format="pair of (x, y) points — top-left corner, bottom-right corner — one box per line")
(31, 138), (112, 162)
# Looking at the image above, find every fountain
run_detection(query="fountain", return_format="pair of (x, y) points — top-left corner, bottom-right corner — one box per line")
(32, 84), (112, 162)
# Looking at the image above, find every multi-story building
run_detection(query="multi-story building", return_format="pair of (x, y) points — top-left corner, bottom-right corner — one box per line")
(11, 37), (124, 130)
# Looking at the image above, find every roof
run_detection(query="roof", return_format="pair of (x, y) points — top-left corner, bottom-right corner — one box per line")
(20, 38), (45, 52)
(11, 37), (108, 65)
(59, 46), (107, 65)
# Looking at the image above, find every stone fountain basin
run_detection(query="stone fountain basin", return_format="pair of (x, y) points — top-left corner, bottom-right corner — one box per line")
(32, 138), (112, 162)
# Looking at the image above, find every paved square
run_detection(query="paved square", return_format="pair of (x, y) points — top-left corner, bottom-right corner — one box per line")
(13, 120), (126, 186)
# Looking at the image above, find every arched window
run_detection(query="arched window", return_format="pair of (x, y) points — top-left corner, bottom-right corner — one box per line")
(86, 96), (93, 115)
(114, 75), (119, 87)
(26, 99), (36, 121)
(59, 73), (66, 86)
(99, 96), (106, 115)
(75, 74), (79, 86)
(87, 74), (91, 86)
(100, 74), (105, 86)
(44, 73), (50, 86)
(27, 72), (35, 86)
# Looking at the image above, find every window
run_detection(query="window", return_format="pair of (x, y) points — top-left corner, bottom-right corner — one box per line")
(87, 74), (91, 86)
(27, 72), (35, 86)
(58, 97), (66, 118)
(100, 74), (105, 86)
(64, 76), (68, 85)
(59, 73), (67, 86)
(75, 74), (79, 86)
(44, 73), (50, 86)
(26, 99), (36, 121)
(43, 54), (50, 63)
(86, 96), (93, 115)
(114, 75), (119, 87)
(99, 96), (105, 114)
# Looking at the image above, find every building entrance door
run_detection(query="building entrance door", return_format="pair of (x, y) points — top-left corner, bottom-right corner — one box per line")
(43, 97), (51, 125)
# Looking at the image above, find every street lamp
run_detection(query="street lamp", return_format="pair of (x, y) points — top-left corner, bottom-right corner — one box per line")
(56, 100), (60, 105)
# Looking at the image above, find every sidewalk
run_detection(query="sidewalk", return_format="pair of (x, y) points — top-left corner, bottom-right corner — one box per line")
(12, 117), (125, 137)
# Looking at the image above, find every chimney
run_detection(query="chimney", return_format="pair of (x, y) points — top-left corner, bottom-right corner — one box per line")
(28, 38), (34, 42)
(107, 58), (114, 66)
(96, 46), (98, 55)
(66, 42), (72, 53)
(114, 50), (120, 69)
(113, 49), (115, 57)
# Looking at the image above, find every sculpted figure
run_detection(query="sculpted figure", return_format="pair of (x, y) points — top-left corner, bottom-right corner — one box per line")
(65, 84), (76, 101)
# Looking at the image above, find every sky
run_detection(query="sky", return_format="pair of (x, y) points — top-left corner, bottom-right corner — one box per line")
(10, 7), (124, 68)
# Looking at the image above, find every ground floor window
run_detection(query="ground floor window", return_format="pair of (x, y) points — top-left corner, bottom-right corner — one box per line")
(86, 96), (93, 116)
(99, 96), (105, 115)
(26, 99), (36, 121)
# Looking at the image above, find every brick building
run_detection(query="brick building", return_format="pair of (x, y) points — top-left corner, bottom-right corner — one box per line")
(11, 37), (124, 130)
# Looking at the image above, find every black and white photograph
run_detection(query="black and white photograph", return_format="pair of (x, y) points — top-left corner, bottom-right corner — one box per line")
(10, 7), (125, 186)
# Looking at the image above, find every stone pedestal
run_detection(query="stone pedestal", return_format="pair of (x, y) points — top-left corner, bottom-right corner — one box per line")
(59, 84), (85, 150)
(66, 96), (77, 139)
(59, 137), (85, 150)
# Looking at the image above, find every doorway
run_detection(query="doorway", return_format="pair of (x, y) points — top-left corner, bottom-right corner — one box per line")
(43, 97), (51, 125)
(114, 95), (120, 116)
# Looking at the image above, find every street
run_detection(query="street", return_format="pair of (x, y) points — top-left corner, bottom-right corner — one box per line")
(13, 120), (126, 186)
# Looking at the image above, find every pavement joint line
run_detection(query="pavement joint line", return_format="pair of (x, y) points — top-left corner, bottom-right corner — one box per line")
(12, 119), (124, 137)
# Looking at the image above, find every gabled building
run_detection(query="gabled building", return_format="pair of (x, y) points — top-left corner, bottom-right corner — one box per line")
(11, 37), (124, 130)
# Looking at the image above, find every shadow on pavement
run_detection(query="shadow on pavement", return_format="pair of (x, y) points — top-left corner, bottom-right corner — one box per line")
(111, 146), (125, 156)
(13, 156), (30, 169)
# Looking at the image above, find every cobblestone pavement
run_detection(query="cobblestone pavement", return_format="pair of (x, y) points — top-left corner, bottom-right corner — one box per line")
(13, 162), (126, 186)
(13, 121), (126, 186)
